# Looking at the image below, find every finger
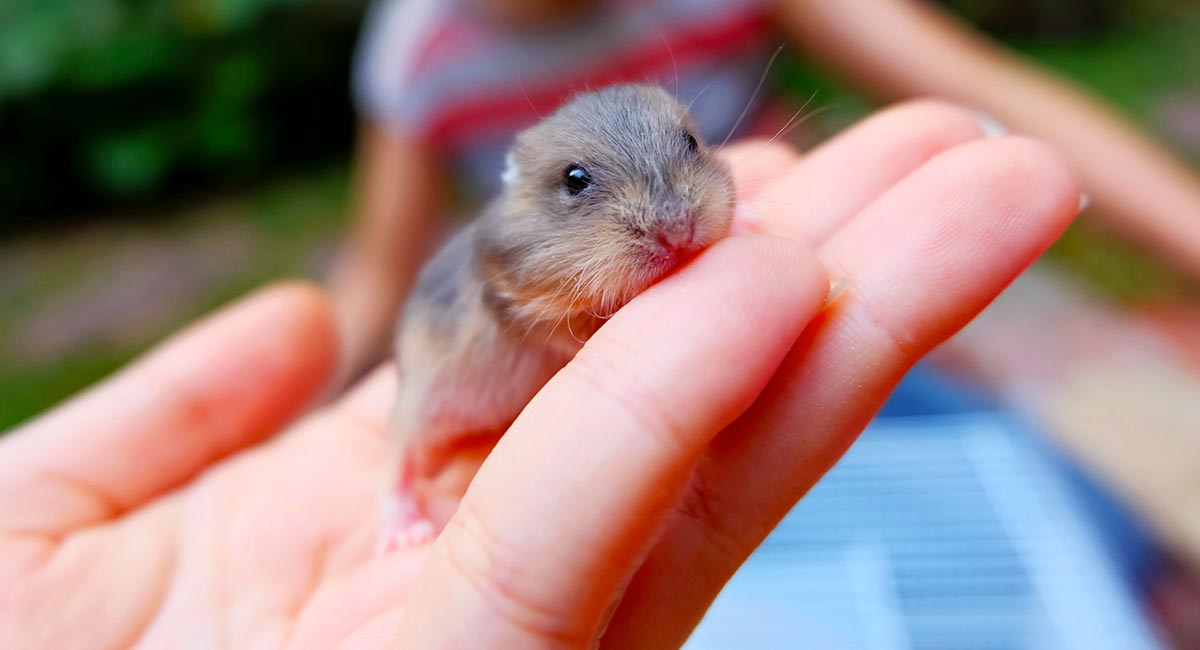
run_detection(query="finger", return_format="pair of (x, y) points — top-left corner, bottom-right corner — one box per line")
(0, 282), (338, 537)
(393, 236), (830, 648)
(718, 137), (800, 202)
(726, 99), (987, 245)
(601, 137), (1080, 648)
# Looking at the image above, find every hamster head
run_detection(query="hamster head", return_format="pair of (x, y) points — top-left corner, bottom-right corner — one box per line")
(481, 84), (735, 331)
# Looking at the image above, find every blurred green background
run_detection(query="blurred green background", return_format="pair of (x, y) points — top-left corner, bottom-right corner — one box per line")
(0, 0), (365, 229)
(1, 0), (1199, 429)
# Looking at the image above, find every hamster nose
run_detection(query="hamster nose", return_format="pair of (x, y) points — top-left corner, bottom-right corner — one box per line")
(654, 221), (696, 253)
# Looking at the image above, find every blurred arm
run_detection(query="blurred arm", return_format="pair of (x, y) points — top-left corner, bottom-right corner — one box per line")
(774, 0), (1200, 283)
(327, 120), (442, 386)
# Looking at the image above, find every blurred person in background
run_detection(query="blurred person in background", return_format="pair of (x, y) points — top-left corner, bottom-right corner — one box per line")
(328, 0), (1200, 382)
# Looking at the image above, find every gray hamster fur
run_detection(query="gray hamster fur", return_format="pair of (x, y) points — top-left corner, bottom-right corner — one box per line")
(379, 84), (735, 549)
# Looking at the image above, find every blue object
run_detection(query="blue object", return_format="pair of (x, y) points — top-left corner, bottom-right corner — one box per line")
(885, 364), (1159, 592)
(875, 362), (995, 418)
(685, 411), (1163, 650)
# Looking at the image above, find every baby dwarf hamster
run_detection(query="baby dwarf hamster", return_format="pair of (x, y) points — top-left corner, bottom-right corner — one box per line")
(380, 84), (735, 549)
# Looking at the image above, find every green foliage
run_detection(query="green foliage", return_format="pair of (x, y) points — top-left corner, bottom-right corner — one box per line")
(0, 0), (336, 97)
(1015, 17), (1200, 119)
(1, 0), (1197, 432)
(0, 348), (130, 432)
(1048, 221), (1195, 303)
(0, 0), (366, 229)
(938, 0), (1124, 37)
(0, 165), (349, 430)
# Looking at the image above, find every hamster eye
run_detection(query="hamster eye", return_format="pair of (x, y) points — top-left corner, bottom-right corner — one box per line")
(564, 165), (592, 195)
(683, 131), (699, 152)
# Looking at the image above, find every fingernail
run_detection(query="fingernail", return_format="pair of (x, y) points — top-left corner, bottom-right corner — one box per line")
(732, 201), (765, 235)
(974, 112), (1008, 138)
(824, 278), (848, 309)
(1078, 192), (1092, 213)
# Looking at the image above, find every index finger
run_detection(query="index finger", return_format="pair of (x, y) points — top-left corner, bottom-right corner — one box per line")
(393, 236), (829, 647)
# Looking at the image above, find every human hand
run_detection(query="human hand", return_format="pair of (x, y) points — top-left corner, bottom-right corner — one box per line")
(0, 100), (1078, 649)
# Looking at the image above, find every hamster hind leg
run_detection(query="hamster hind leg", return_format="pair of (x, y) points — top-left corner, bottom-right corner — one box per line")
(377, 458), (436, 552)
(377, 382), (512, 552)
(378, 308), (566, 552)
(377, 397), (451, 552)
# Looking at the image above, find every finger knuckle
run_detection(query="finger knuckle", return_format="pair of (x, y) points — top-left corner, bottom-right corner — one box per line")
(674, 461), (762, 566)
(564, 342), (692, 454)
(440, 501), (587, 647)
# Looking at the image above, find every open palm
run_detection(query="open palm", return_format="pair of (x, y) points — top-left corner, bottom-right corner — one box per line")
(0, 285), (425, 648)
(0, 101), (1078, 649)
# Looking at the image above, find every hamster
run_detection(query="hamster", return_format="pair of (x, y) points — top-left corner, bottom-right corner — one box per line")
(380, 84), (735, 549)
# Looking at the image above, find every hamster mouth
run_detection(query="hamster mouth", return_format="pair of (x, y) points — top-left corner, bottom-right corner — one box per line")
(642, 230), (705, 277)
(642, 251), (685, 278)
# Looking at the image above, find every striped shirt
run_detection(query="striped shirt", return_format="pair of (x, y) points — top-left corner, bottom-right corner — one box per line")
(354, 0), (773, 201)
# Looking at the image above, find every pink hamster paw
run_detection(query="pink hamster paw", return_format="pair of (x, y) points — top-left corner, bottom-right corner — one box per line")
(376, 517), (436, 553)
(375, 487), (437, 553)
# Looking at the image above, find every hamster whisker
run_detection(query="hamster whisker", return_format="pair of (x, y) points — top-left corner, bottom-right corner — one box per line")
(659, 33), (680, 100)
(685, 78), (719, 114)
(542, 259), (603, 343)
(719, 43), (785, 150)
(539, 306), (567, 343)
(729, 96), (837, 170)
(739, 199), (802, 206)
(565, 318), (584, 344)
(733, 171), (797, 185)
(538, 261), (594, 339)
(563, 282), (590, 344)
(777, 103), (839, 141)
(540, 297), (573, 343)
(762, 89), (818, 143)
(518, 76), (543, 118)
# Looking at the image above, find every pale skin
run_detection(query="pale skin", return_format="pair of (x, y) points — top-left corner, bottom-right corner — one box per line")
(0, 102), (1079, 648)
(329, 0), (1200, 382)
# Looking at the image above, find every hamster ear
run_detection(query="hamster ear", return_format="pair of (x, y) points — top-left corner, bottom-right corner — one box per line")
(501, 152), (520, 186)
